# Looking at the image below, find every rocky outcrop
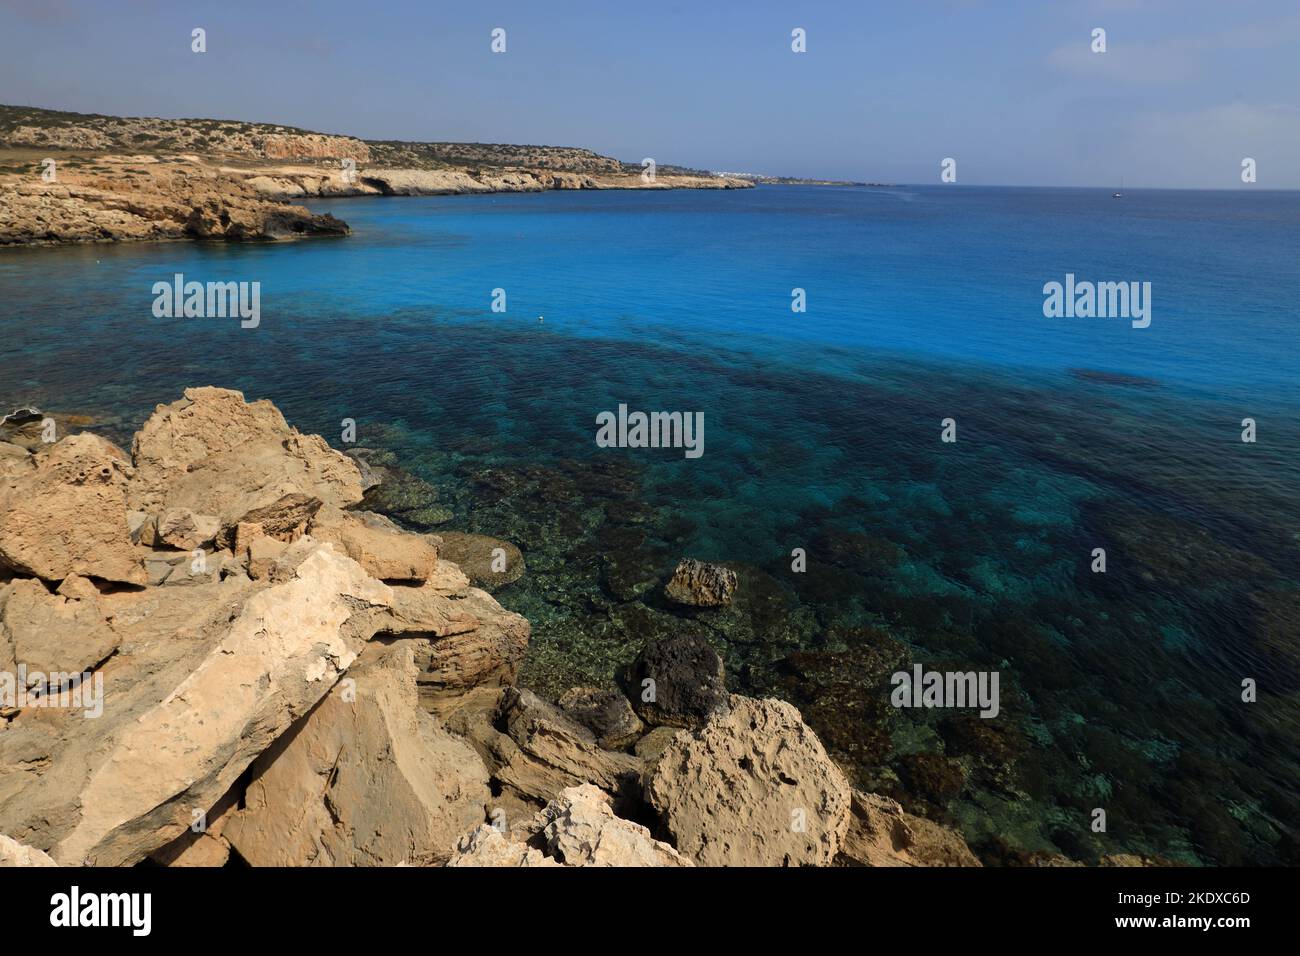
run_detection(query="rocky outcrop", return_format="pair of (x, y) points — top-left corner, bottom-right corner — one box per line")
(223, 643), (490, 866)
(447, 785), (689, 867)
(0, 833), (58, 867)
(129, 387), (365, 537)
(0, 433), (144, 585)
(0, 383), (998, 870)
(664, 558), (738, 607)
(308, 505), (439, 583)
(0, 387), (529, 867)
(0, 105), (749, 247)
(618, 633), (729, 729)
(645, 695), (852, 866)
(0, 168), (350, 246)
(837, 791), (980, 867)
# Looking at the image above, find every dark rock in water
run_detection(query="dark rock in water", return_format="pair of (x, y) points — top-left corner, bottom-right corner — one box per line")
(598, 525), (668, 602)
(618, 634), (729, 729)
(437, 531), (525, 591)
(557, 685), (644, 749)
(664, 558), (737, 607)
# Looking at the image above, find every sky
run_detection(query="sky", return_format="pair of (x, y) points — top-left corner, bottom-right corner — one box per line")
(1, 0), (1298, 188)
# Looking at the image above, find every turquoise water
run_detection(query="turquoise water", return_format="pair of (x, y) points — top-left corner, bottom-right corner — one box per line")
(2, 186), (1298, 865)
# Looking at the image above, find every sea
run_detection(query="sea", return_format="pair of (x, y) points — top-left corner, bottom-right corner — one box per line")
(2, 184), (1297, 865)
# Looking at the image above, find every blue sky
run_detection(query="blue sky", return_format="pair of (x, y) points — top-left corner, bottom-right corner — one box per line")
(2, 0), (1298, 187)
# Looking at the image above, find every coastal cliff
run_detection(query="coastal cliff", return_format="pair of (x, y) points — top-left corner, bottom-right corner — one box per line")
(0, 105), (751, 246)
(0, 387), (975, 868)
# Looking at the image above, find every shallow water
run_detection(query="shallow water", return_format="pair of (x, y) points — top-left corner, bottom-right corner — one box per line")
(2, 186), (1297, 864)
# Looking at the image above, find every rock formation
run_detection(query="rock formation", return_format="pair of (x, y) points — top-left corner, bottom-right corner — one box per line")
(645, 695), (852, 866)
(0, 105), (751, 246)
(0, 385), (985, 869)
(664, 557), (738, 606)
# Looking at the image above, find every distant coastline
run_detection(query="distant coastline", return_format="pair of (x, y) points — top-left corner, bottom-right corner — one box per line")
(0, 104), (753, 247)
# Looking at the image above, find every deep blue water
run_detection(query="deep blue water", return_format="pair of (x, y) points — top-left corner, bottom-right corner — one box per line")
(2, 185), (1298, 865)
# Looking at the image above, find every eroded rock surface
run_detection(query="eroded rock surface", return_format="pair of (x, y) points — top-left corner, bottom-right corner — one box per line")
(645, 695), (851, 866)
(664, 558), (737, 607)
(224, 642), (490, 866)
(618, 634), (729, 729)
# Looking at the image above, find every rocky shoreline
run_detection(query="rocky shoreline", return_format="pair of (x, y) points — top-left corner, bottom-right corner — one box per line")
(0, 387), (983, 867)
(0, 105), (752, 246)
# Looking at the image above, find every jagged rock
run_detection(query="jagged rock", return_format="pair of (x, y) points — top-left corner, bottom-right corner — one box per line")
(837, 790), (981, 867)
(645, 695), (851, 867)
(618, 634), (729, 729)
(223, 642), (489, 866)
(144, 508), (220, 550)
(393, 584), (530, 713)
(0, 833), (57, 866)
(308, 504), (438, 582)
(128, 387), (363, 537)
(446, 785), (690, 867)
(558, 686), (644, 749)
(664, 558), (737, 607)
(536, 784), (691, 866)
(446, 825), (559, 867)
(633, 726), (683, 765)
(435, 532), (524, 591)
(149, 788), (237, 867)
(0, 544), (392, 866)
(460, 688), (641, 808)
(0, 577), (118, 677)
(0, 433), (144, 585)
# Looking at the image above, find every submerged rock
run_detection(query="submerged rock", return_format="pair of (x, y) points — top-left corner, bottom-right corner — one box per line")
(435, 532), (525, 591)
(664, 557), (737, 607)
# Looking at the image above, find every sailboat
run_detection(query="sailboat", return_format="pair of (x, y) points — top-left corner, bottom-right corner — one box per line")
(1113, 176), (1124, 199)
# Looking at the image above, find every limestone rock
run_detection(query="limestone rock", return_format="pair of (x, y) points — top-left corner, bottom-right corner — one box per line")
(837, 790), (981, 867)
(37, 544), (391, 865)
(461, 688), (641, 808)
(308, 505), (438, 582)
(446, 785), (690, 867)
(128, 387), (363, 535)
(446, 825), (558, 867)
(664, 558), (737, 607)
(393, 584), (530, 713)
(148, 508), (220, 550)
(536, 784), (692, 867)
(645, 695), (851, 866)
(0, 833), (58, 866)
(223, 642), (490, 866)
(0, 577), (118, 677)
(0, 433), (144, 585)
(435, 531), (524, 591)
(618, 634), (729, 729)
(558, 685), (644, 749)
